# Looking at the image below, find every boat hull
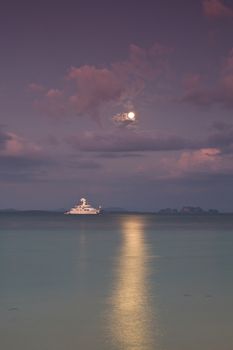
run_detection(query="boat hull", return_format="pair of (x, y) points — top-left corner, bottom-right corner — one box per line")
(65, 211), (100, 215)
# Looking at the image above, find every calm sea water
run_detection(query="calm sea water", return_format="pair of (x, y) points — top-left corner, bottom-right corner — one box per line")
(0, 212), (233, 350)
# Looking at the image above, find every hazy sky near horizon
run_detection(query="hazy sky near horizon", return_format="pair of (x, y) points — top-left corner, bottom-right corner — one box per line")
(1, 0), (233, 210)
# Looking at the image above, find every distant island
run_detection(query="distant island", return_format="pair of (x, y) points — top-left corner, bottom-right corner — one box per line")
(0, 206), (228, 215)
(92, 206), (222, 215)
(157, 206), (220, 215)
(102, 206), (222, 214)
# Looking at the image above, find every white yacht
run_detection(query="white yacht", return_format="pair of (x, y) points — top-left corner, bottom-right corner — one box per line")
(65, 198), (101, 215)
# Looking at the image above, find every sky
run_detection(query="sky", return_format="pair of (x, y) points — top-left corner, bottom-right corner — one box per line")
(1, 0), (233, 211)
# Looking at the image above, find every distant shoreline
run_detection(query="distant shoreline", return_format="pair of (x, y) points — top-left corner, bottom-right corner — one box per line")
(0, 209), (233, 215)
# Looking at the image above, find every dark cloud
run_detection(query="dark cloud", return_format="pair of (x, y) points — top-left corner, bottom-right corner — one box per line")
(0, 128), (11, 149)
(0, 127), (52, 183)
(96, 152), (144, 159)
(207, 122), (233, 153)
(65, 158), (102, 170)
(65, 120), (233, 156)
(0, 155), (50, 182)
(180, 86), (233, 108)
(0, 153), (51, 169)
(0, 172), (39, 183)
(168, 171), (233, 189)
(0, 126), (103, 184)
(180, 49), (233, 109)
(0, 152), (103, 183)
(67, 129), (196, 153)
(180, 88), (217, 107)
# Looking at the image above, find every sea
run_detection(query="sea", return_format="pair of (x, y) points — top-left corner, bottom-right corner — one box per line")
(0, 212), (233, 350)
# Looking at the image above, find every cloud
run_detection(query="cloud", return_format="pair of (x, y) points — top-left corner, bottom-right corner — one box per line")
(182, 74), (202, 90)
(203, 0), (233, 18)
(28, 83), (46, 93)
(145, 144), (233, 192)
(169, 152), (233, 190)
(157, 121), (233, 182)
(0, 131), (41, 157)
(30, 43), (172, 121)
(0, 154), (49, 183)
(180, 49), (233, 108)
(112, 111), (137, 128)
(176, 148), (221, 173)
(67, 129), (196, 153)
(0, 127), (51, 182)
(207, 121), (233, 153)
(65, 156), (102, 170)
(0, 128), (11, 149)
(32, 88), (69, 119)
(65, 118), (233, 156)
(180, 88), (215, 107)
(96, 152), (144, 159)
(0, 127), (105, 184)
(67, 66), (123, 119)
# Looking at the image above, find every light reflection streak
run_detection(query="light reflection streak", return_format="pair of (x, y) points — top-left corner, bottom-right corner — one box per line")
(109, 216), (159, 349)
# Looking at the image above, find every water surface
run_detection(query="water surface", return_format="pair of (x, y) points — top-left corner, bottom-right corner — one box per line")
(0, 213), (233, 350)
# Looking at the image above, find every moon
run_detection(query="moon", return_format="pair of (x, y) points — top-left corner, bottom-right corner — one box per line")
(127, 111), (135, 120)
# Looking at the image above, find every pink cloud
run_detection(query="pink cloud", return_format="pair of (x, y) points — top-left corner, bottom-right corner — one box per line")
(67, 43), (171, 117)
(177, 148), (221, 172)
(28, 83), (46, 93)
(46, 89), (63, 98)
(0, 132), (41, 157)
(159, 122), (233, 179)
(30, 43), (172, 121)
(159, 147), (233, 182)
(67, 66), (123, 117)
(203, 0), (233, 18)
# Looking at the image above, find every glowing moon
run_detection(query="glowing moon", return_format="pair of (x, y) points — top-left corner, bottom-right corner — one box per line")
(127, 112), (135, 120)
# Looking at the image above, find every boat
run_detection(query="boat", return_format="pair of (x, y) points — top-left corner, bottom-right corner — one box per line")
(65, 197), (101, 215)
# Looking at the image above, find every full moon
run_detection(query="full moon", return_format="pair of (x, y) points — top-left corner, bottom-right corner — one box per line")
(127, 111), (135, 120)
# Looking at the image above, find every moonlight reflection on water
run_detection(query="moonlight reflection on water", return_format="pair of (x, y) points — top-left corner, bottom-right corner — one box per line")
(109, 216), (160, 350)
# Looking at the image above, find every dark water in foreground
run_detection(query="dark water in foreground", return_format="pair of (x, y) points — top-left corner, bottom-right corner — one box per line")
(0, 213), (233, 350)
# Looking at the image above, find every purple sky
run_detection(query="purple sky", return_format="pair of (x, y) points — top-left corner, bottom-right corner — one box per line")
(1, 0), (233, 211)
